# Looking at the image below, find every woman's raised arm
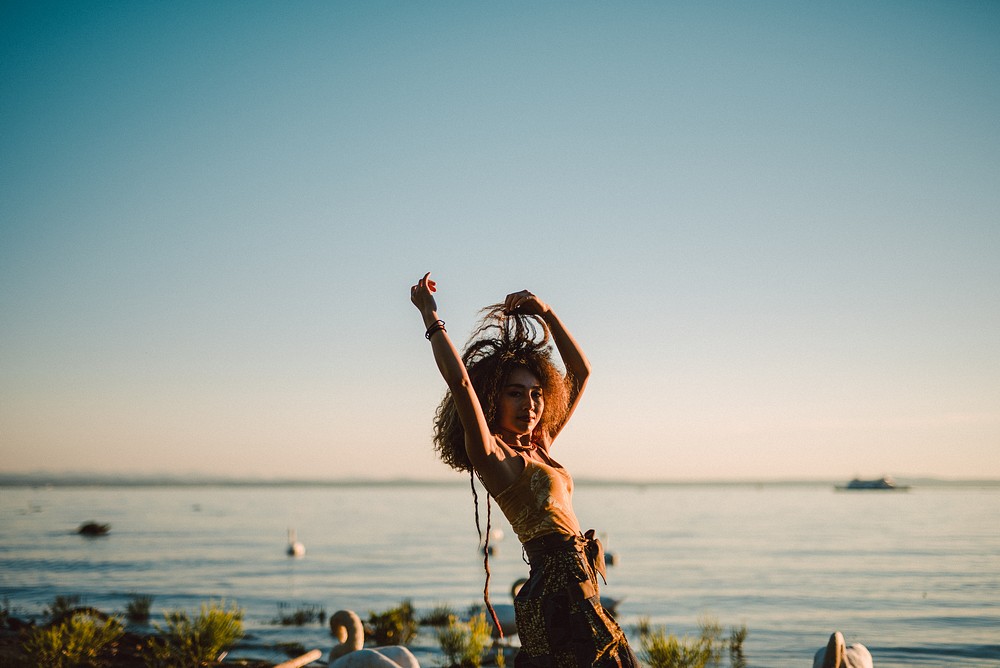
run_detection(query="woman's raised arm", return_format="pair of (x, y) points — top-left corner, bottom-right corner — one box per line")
(411, 273), (497, 469)
(504, 290), (592, 435)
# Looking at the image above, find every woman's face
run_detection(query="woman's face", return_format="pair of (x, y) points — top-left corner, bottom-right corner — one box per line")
(496, 367), (545, 438)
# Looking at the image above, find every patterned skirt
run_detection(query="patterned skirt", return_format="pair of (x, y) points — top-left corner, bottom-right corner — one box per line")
(513, 531), (639, 668)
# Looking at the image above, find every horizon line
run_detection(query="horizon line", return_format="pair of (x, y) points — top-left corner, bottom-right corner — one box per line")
(2, 471), (998, 488)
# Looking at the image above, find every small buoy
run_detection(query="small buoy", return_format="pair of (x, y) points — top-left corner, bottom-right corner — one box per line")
(287, 528), (305, 557)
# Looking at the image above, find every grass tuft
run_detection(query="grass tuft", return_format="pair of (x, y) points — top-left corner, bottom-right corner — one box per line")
(125, 594), (154, 623)
(274, 603), (326, 626)
(420, 603), (455, 627)
(143, 599), (244, 667)
(639, 615), (748, 668)
(437, 613), (492, 668)
(368, 600), (417, 646)
(21, 610), (124, 668)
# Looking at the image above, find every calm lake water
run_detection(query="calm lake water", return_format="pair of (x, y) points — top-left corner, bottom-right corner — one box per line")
(1, 482), (998, 666)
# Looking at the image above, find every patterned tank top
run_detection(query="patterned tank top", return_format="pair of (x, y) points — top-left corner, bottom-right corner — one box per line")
(493, 441), (582, 543)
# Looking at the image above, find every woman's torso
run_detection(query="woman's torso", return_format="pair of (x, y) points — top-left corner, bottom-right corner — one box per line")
(493, 437), (582, 543)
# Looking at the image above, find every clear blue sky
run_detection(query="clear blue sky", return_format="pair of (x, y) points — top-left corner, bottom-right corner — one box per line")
(2, 1), (998, 481)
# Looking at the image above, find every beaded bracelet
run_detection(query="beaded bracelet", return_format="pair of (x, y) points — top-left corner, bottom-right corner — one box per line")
(425, 320), (446, 340)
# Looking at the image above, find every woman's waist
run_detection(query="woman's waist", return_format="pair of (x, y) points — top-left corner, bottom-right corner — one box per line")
(522, 530), (588, 557)
(522, 528), (608, 583)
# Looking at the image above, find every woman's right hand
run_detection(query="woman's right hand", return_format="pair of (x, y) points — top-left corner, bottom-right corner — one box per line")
(410, 272), (438, 314)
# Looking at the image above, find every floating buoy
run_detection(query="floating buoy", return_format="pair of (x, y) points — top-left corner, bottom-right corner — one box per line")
(287, 528), (305, 557)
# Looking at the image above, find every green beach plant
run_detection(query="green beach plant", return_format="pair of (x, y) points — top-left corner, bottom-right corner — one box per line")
(274, 602), (326, 626)
(420, 603), (456, 627)
(728, 625), (748, 668)
(126, 594), (154, 623)
(21, 610), (125, 668)
(633, 616), (654, 638)
(45, 594), (84, 622)
(142, 599), (244, 667)
(639, 616), (747, 668)
(369, 599), (417, 646)
(436, 613), (491, 668)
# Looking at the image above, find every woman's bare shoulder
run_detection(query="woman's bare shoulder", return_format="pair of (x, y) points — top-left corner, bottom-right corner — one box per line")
(476, 435), (528, 496)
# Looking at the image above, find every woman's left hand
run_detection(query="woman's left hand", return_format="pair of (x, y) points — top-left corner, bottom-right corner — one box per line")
(504, 290), (550, 316)
(411, 272), (438, 315)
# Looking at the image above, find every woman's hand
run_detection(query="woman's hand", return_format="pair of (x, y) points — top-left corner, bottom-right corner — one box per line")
(504, 289), (550, 317)
(410, 272), (438, 315)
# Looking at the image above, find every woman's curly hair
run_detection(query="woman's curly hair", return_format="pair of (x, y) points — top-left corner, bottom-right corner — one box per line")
(432, 303), (573, 472)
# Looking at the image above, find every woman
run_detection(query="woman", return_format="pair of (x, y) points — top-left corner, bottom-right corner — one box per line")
(410, 273), (638, 668)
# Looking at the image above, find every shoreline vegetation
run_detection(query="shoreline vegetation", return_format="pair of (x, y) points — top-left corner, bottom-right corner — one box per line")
(1, 596), (749, 668)
(2, 473), (997, 488)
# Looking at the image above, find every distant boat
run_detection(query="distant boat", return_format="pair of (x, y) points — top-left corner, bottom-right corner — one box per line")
(835, 476), (910, 491)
